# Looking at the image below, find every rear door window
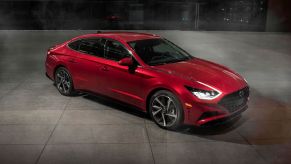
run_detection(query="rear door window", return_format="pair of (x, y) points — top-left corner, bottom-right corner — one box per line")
(68, 39), (82, 50)
(68, 38), (106, 58)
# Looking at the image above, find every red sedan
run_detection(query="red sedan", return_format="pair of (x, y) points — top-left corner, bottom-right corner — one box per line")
(45, 31), (249, 129)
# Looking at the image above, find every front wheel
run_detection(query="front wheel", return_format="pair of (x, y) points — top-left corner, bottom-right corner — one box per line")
(54, 67), (75, 96)
(149, 90), (184, 130)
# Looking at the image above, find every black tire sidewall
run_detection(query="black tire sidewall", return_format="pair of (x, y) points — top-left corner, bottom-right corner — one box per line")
(149, 90), (184, 130)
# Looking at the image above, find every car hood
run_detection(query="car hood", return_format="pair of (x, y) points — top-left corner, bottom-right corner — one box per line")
(153, 58), (247, 93)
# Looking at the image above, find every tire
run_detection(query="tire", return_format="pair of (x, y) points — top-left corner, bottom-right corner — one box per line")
(149, 90), (184, 130)
(54, 67), (75, 96)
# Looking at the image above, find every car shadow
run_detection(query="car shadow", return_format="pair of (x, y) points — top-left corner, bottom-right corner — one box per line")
(79, 92), (150, 119)
(76, 88), (291, 145)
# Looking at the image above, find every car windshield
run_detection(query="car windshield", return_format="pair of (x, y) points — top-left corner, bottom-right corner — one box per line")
(128, 39), (193, 66)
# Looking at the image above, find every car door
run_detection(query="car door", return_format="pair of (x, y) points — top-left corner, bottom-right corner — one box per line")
(67, 38), (108, 93)
(101, 39), (146, 107)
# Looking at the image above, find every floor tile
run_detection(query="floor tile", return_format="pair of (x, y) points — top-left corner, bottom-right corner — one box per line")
(151, 142), (266, 164)
(49, 124), (148, 144)
(39, 143), (154, 164)
(59, 110), (144, 125)
(0, 82), (19, 91)
(0, 145), (43, 164)
(253, 141), (291, 164)
(0, 110), (63, 125)
(0, 125), (54, 144)
(237, 121), (291, 142)
(146, 124), (247, 144)
(0, 90), (69, 110)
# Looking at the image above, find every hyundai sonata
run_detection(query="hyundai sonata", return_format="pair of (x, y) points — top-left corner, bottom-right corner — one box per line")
(45, 32), (249, 129)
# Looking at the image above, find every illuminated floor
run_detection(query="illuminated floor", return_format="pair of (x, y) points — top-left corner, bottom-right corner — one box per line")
(0, 30), (290, 164)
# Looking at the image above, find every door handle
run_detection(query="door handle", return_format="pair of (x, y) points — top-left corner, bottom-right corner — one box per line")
(101, 66), (109, 71)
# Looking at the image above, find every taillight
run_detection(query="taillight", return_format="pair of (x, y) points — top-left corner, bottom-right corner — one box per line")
(48, 42), (63, 51)
(47, 44), (60, 55)
(48, 46), (56, 51)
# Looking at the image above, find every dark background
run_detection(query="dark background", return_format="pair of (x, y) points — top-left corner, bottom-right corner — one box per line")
(0, 0), (290, 31)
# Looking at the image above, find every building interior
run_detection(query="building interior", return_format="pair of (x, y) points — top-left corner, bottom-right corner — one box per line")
(0, 0), (290, 164)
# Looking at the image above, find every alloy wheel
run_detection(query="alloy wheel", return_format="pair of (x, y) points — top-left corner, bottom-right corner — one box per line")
(151, 95), (178, 127)
(55, 69), (71, 95)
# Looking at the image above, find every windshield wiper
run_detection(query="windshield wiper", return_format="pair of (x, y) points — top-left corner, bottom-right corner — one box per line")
(149, 58), (189, 66)
(164, 58), (189, 64)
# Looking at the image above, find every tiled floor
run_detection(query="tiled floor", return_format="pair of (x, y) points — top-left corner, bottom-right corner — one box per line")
(0, 30), (290, 164)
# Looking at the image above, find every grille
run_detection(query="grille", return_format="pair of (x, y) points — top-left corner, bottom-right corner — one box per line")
(218, 87), (249, 113)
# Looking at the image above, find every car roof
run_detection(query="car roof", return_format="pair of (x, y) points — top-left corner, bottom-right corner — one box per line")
(77, 31), (161, 42)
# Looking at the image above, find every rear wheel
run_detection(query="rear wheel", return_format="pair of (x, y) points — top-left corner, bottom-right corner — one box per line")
(149, 90), (183, 130)
(54, 67), (75, 96)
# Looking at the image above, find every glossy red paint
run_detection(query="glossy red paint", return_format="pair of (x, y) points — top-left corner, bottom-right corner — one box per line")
(45, 32), (249, 126)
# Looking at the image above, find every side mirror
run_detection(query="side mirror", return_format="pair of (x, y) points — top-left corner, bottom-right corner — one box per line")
(118, 57), (133, 66)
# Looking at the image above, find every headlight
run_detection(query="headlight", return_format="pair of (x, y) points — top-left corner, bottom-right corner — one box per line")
(185, 86), (221, 100)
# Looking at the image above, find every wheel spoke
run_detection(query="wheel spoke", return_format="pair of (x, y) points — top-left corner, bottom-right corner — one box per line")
(57, 73), (63, 79)
(152, 106), (162, 116)
(155, 98), (165, 108)
(63, 81), (69, 88)
(161, 113), (166, 126)
(59, 71), (64, 78)
(166, 98), (172, 111)
(153, 105), (162, 110)
(64, 73), (69, 80)
(61, 81), (66, 92)
(66, 82), (70, 88)
(165, 113), (177, 119)
(57, 82), (61, 89)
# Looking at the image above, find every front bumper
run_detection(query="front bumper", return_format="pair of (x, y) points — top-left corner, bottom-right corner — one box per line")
(184, 87), (249, 126)
(196, 105), (248, 126)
